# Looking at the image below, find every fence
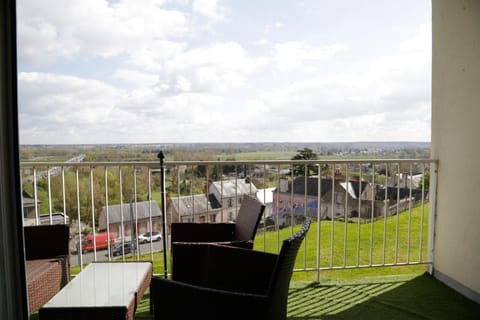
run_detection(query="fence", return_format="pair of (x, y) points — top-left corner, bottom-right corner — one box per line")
(20, 158), (437, 278)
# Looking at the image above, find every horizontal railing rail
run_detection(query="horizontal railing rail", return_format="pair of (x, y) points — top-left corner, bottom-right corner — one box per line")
(20, 158), (437, 279)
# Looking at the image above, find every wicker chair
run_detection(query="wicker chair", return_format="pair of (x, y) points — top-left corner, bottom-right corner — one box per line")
(171, 194), (265, 247)
(171, 195), (265, 281)
(24, 224), (70, 314)
(151, 218), (312, 320)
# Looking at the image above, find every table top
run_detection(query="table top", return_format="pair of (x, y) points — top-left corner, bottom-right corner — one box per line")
(42, 262), (152, 308)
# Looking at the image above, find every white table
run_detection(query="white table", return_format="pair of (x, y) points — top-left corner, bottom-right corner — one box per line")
(39, 262), (152, 320)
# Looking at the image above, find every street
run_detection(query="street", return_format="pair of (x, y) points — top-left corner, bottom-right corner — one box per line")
(70, 240), (164, 266)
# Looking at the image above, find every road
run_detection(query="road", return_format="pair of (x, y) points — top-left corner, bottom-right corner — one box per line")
(70, 240), (164, 266)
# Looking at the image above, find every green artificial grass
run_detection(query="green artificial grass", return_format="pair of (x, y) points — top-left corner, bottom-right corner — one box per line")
(32, 205), (480, 319)
(133, 273), (480, 320)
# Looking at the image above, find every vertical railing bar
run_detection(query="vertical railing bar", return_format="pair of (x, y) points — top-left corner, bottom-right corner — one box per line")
(119, 166), (125, 261)
(343, 164), (348, 268)
(190, 165), (194, 221)
(220, 168), (224, 222)
(356, 164), (362, 267)
(33, 167), (39, 225)
(369, 163), (375, 266)
(47, 166), (53, 224)
(90, 166), (97, 261)
(105, 166), (112, 261)
(289, 164), (295, 236)
(330, 164), (335, 268)
(176, 165), (180, 224)
(419, 163), (426, 262)
(316, 165), (322, 281)
(75, 167), (83, 270)
(206, 165), (210, 221)
(134, 167), (139, 260)
(407, 163), (413, 263)
(235, 170), (239, 220)
(148, 168), (153, 261)
(395, 163), (400, 265)
(427, 162), (438, 274)
(383, 164), (388, 265)
(167, 166), (173, 230)
(304, 170), (308, 269)
(262, 163), (267, 250)
(62, 167), (67, 224)
(276, 166), (281, 253)
(220, 170), (224, 223)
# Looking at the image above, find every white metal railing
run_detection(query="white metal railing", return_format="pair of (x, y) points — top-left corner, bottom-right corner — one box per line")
(20, 158), (437, 277)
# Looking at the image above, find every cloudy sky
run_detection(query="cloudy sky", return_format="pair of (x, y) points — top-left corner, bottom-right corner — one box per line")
(17, 0), (431, 144)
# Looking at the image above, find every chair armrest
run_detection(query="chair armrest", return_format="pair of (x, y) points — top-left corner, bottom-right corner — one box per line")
(172, 243), (277, 294)
(24, 224), (70, 260)
(171, 223), (235, 242)
(151, 276), (269, 320)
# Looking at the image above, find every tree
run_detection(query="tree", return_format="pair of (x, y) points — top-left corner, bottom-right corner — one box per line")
(291, 148), (319, 176)
(418, 170), (430, 190)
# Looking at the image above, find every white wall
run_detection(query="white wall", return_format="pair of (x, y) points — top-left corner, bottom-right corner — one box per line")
(431, 0), (480, 301)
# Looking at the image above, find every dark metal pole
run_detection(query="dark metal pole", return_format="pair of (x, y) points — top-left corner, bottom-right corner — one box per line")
(0, 0), (29, 317)
(157, 151), (168, 278)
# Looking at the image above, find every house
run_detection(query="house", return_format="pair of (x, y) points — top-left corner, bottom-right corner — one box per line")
(98, 200), (162, 239)
(168, 179), (260, 225)
(166, 194), (222, 225)
(22, 190), (40, 219)
(387, 173), (425, 189)
(273, 176), (376, 221)
(256, 187), (275, 217)
(207, 178), (258, 222)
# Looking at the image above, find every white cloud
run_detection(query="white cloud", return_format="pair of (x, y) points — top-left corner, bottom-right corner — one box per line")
(113, 69), (159, 87)
(158, 42), (267, 93)
(192, 0), (228, 21)
(19, 72), (122, 121)
(16, 1), (431, 144)
(17, 0), (188, 65)
(273, 42), (349, 71)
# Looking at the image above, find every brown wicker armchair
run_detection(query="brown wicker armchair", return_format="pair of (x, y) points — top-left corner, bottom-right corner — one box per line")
(171, 194), (265, 247)
(171, 195), (265, 280)
(24, 224), (70, 314)
(151, 218), (312, 320)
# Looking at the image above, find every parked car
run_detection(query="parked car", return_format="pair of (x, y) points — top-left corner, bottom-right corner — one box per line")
(138, 231), (162, 243)
(80, 232), (115, 253)
(111, 241), (136, 256)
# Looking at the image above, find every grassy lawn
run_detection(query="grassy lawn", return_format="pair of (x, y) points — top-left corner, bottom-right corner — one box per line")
(71, 203), (429, 281)
(254, 203), (429, 281)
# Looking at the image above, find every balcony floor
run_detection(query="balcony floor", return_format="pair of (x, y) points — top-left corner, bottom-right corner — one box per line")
(132, 272), (479, 320)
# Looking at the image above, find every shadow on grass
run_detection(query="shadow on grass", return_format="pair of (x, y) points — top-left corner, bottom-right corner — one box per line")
(287, 273), (480, 320)
(33, 273), (480, 320)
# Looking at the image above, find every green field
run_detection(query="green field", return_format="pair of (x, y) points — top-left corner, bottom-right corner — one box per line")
(72, 204), (430, 282)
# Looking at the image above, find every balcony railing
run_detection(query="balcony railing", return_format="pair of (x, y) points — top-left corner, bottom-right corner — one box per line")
(20, 158), (437, 278)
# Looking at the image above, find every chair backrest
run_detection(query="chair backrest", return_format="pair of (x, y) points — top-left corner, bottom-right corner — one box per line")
(267, 217), (312, 320)
(232, 195), (265, 242)
(24, 224), (70, 260)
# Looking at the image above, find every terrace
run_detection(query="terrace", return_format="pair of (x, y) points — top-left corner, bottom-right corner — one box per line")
(1, 1), (480, 319)
(19, 158), (479, 319)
